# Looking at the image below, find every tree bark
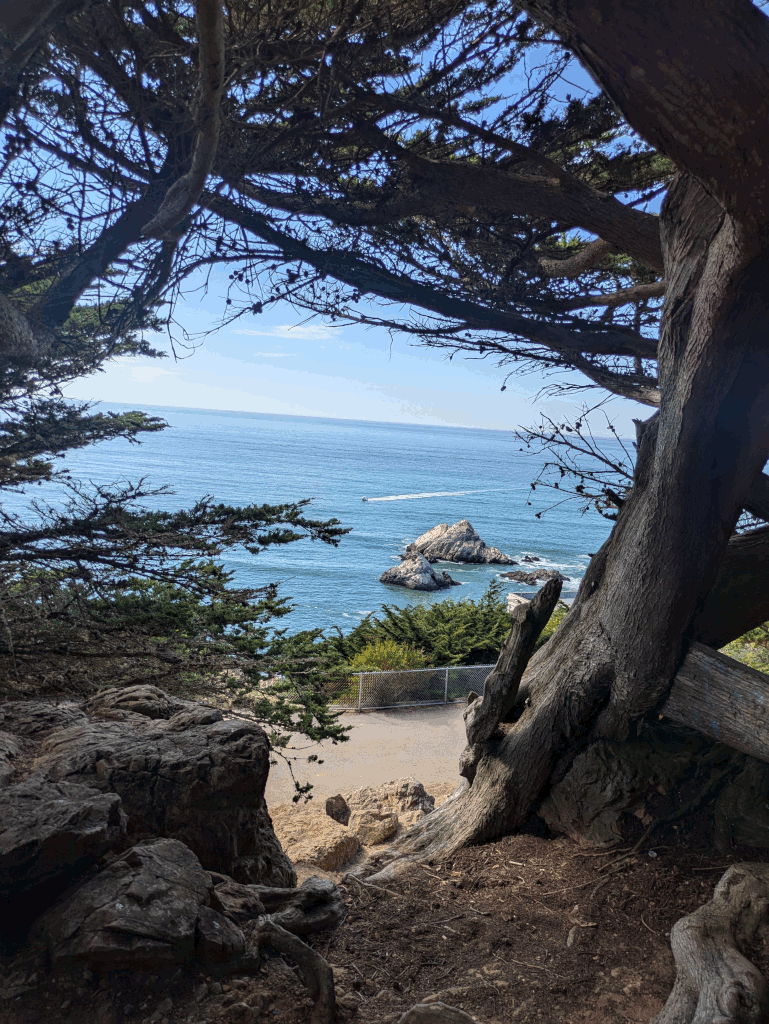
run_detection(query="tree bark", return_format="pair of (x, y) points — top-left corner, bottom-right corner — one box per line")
(365, 167), (769, 879)
(652, 864), (769, 1024)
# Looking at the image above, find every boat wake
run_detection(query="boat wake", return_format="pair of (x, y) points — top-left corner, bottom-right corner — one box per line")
(365, 488), (509, 502)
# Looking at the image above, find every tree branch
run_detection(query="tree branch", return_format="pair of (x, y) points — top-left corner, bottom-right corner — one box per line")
(141, 0), (225, 239)
(518, 0), (769, 236)
(538, 238), (615, 278)
(207, 193), (658, 360)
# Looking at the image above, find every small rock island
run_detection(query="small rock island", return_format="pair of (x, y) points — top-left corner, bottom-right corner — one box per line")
(379, 553), (460, 591)
(404, 519), (516, 565)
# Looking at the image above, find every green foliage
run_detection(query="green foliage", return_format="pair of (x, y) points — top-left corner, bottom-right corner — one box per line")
(334, 581), (513, 667)
(348, 639), (428, 672)
(269, 583), (570, 677)
(720, 624), (769, 675)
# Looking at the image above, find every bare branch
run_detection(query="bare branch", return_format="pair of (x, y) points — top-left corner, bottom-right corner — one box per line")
(538, 238), (615, 277)
(142, 0), (225, 239)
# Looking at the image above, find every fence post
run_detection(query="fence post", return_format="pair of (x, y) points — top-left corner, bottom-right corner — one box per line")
(444, 667), (449, 704)
(357, 673), (363, 712)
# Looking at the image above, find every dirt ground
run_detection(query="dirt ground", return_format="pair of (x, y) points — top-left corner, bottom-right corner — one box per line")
(265, 705), (467, 806)
(5, 803), (769, 1024)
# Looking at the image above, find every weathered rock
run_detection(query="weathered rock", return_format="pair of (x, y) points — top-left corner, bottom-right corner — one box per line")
(349, 811), (398, 845)
(270, 806), (361, 871)
(326, 794), (350, 826)
(500, 568), (569, 585)
(20, 685), (294, 886)
(0, 701), (86, 738)
(36, 839), (227, 967)
(521, 555), (540, 563)
(0, 778), (126, 901)
(196, 904), (246, 962)
(399, 1004), (477, 1023)
(83, 684), (186, 720)
(506, 593), (530, 614)
(380, 554), (460, 591)
(345, 778), (436, 829)
(405, 520), (515, 565)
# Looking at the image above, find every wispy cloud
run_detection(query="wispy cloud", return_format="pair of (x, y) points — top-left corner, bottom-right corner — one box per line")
(233, 323), (340, 342)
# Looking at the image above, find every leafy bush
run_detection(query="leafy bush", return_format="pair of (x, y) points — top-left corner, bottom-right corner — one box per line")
(720, 623), (769, 674)
(348, 639), (428, 672)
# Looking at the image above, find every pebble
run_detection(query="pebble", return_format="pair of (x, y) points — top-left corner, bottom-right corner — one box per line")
(193, 982), (210, 1003)
(209, 981), (223, 995)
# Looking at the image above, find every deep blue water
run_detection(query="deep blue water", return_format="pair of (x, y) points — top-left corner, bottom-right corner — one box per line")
(20, 406), (619, 633)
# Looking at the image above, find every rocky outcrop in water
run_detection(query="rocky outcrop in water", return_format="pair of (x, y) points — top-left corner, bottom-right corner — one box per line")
(405, 520), (516, 565)
(380, 553), (460, 590)
(500, 568), (569, 585)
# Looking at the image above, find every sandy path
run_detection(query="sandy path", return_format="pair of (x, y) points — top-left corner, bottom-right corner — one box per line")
(264, 703), (467, 807)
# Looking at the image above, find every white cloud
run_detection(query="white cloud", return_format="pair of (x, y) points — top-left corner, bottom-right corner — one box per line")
(233, 323), (340, 341)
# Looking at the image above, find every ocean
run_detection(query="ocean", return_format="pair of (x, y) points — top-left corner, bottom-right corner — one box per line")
(21, 405), (619, 634)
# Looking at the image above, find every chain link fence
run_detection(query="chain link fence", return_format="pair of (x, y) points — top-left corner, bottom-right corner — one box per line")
(328, 663), (495, 711)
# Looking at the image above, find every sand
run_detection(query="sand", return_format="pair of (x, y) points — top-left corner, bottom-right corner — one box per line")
(264, 703), (467, 806)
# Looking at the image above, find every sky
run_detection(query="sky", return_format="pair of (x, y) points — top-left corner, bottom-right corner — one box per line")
(64, 53), (650, 438)
(65, 278), (649, 437)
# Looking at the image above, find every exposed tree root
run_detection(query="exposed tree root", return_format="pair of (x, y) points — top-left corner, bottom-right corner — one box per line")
(653, 864), (769, 1024)
(210, 883), (340, 1024)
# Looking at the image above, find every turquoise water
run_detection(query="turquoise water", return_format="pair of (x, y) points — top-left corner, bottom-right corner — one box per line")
(25, 406), (618, 633)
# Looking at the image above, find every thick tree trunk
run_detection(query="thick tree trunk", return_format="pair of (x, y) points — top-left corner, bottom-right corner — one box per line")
(365, 174), (769, 880)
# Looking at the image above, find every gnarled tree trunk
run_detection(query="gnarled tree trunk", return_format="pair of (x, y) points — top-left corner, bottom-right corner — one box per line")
(366, 34), (769, 876)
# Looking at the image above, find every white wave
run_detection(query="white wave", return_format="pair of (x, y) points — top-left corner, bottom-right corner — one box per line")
(365, 488), (508, 502)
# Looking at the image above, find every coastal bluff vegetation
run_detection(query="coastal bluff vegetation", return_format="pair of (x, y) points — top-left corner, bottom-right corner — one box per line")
(4, 0), (769, 1022)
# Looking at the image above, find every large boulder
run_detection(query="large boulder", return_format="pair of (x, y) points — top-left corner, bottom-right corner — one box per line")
(405, 520), (515, 565)
(36, 838), (243, 968)
(270, 806), (361, 871)
(1, 686), (295, 888)
(380, 553), (460, 591)
(345, 778), (436, 829)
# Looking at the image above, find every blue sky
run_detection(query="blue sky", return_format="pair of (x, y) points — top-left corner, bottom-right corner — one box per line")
(65, 277), (649, 436)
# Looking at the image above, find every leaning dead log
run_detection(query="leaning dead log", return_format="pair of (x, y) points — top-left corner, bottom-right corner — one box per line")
(661, 641), (769, 765)
(652, 863), (769, 1024)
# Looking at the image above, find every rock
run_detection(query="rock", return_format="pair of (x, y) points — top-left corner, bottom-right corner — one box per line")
(499, 568), (569, 585)
(14, 684), (294, 886)
(380, 554), (460, 591)
(399, 1004), (477, 1023)
(345, 778), (435, 829)
(195, 905), (246, 962)
(338, 992), (361, 1013)
(270, 807), (361, 871)
(0, 778), (126, 902)
(326, 794), (350, 826)
(36, 838), (228, 967)
(350, 811), (398, 845)
(405, 520), (515, 565)
(506, 593), (530, 614)
(521, 555), (540, 563)
(0, 702), (87, 738)
(225, 1003), (257, 1022)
